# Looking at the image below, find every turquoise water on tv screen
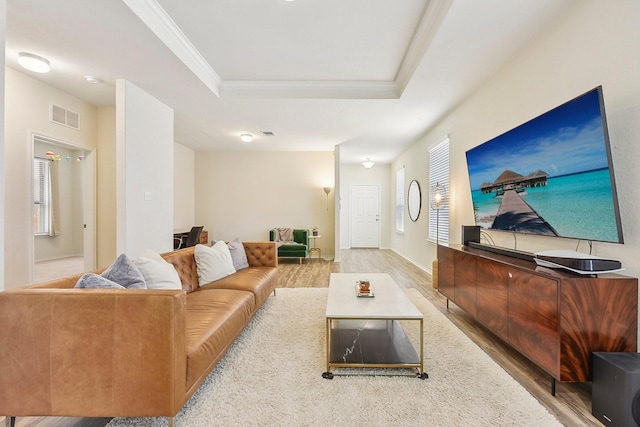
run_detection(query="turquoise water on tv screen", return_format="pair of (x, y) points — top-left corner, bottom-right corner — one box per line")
(472, 168), (621, 242)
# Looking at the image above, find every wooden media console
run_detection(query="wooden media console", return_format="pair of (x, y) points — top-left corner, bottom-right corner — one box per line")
(438, 244), (638, 394)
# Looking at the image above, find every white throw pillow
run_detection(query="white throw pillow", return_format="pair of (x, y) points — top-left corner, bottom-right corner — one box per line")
(194, 242), (236, 286)
(134, 250), (182, 290)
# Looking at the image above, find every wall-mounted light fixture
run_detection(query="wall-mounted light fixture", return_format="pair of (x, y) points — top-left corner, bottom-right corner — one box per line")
(362, 158), (375, 169)
(18, 52), (50, 73)
(240, 134), (253, 142)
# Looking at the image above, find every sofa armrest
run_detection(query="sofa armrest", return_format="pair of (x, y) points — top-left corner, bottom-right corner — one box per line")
(0, 288), (187, 417)
(243, 242), (278, 267)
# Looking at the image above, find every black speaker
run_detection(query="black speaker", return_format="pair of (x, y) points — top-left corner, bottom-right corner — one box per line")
(592, 352), (640, 427)
(461, 225), (480, 246)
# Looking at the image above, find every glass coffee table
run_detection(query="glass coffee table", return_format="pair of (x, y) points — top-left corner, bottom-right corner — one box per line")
(322, 273), (427, 379)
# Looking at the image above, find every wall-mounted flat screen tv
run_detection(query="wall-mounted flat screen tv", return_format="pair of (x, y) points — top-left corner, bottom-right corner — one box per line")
(465, 86), (623, 243)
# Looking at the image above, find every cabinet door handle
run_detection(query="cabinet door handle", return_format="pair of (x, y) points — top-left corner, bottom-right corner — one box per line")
(508, 272), (513, 278)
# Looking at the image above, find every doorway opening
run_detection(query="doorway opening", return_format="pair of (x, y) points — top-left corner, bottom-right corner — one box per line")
(31, 134), (95, 283)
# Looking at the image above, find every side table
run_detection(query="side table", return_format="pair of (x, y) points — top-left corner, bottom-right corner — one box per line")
(309, 235), (321, 260)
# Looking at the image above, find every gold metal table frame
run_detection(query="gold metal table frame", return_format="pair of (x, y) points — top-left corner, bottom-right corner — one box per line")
(323, 317), (426, 379)
(322, 273), (427, 380)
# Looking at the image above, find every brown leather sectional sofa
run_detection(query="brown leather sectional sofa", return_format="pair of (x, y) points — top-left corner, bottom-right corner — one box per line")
(0, 242), (278, 426)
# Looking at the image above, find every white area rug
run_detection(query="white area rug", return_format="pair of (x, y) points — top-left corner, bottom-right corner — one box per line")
(107, 288), (561, 427)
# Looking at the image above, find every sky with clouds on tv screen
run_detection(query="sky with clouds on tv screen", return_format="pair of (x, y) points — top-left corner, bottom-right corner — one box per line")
(465, 89), (610, 191)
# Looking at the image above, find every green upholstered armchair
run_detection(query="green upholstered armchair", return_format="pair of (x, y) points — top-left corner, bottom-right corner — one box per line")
(269, 229), (309, 263)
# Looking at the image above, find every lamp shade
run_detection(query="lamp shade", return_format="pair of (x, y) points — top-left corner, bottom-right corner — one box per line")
(430, 182), (449, 209)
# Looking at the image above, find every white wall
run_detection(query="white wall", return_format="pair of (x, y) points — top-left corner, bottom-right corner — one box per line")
(0, 0), (5, 290)
(4, 67), (98, 289)
(339, 163), (391, 250)
(115, 80), (174, 258)
(393, 1), (640, 277)
(173, 142), (195, 232)
(194, 151), (336, 258)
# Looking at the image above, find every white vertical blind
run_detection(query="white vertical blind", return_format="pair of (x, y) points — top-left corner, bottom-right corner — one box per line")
(33, 158), (51, 236)
(429, 138), (450, 244)
(395, 167), (405, 232)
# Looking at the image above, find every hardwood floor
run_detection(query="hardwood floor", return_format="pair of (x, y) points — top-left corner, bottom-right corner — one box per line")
(4, 248), (598, 426)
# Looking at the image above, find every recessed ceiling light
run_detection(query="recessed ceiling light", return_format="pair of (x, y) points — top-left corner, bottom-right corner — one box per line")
(17, 52), (50, 73)
(240, 134), (253, 143)
(85, 75), (101, 84)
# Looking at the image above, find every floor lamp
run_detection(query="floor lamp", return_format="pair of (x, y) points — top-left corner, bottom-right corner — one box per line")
(431, 183), (447, 289)
(323, 187), (331, 211)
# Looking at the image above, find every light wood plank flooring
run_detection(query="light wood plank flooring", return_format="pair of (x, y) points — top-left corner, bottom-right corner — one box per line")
(33, 257), (84, 284)
(4, 249), (598, 427)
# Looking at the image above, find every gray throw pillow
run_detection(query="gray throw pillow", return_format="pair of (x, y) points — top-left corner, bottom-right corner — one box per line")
(212, 238), (249, 270)
(227, 238), (249, 270)
(75, 273), (125, 289)
(101, 254), (147, 289)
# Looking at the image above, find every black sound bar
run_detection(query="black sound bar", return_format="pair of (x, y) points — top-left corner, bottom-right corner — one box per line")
(467, 241), (536, 262)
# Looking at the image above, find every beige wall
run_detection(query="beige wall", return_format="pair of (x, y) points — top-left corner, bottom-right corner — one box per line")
(4, 67), (98, 289)
(390, 140), (433, 272)
(392, 1), (640, 278)
(96, 107), (116, 268)
(194, 151), (335, 259)
(173, 142), (195, 232)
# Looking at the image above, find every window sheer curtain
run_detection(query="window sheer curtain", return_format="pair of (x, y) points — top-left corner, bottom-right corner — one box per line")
(48, 159), (61, 236)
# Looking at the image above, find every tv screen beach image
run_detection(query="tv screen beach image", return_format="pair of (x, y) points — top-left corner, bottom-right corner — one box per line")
(465, 88), (623, 243)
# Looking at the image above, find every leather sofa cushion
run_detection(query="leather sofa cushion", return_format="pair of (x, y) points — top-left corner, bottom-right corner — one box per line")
(198, 266), (277, 307)
(163, 248), (200, 293)
(185, 289), (255, 389)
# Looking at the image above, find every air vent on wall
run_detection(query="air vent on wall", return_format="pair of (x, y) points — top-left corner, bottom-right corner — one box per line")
(50, 104), (80, 130)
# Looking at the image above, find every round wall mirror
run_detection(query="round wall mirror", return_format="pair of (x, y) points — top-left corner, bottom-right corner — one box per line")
(408, 180), (421, 222)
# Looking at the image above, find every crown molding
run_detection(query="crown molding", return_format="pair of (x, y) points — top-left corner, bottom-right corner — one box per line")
(395, 0), (453, 96)
(220, 80), (400, 99)
(122, 0), (222, 96)
(123, 0), (450, 100)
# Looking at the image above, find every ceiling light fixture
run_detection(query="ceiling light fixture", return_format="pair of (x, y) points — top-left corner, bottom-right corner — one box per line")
(362, 158), (375, 169)
(18, 52), (51, 73)
(85, 75), (101, 84)
(240, 134), (253, 143)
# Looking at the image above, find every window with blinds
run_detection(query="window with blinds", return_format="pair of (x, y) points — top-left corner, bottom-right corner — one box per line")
(34, 158), (51, 236)
(429, 138), (450, 244)
(395, 167), (405, 232)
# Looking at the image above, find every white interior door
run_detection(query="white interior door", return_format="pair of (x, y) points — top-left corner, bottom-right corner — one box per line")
(350, 185), (380, 248)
